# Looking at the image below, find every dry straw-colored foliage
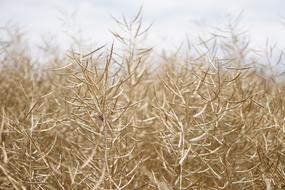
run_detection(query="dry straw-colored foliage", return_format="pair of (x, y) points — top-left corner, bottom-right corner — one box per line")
(1, 12), (285, 190)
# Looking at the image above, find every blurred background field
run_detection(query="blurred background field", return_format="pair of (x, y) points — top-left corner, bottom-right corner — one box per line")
(1, 0), (285, 54)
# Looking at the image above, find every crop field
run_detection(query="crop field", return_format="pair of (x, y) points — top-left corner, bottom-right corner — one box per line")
(0, 12), (285, 189)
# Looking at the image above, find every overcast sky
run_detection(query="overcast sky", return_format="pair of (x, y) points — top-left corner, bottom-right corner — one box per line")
(1, 0), (285, 52)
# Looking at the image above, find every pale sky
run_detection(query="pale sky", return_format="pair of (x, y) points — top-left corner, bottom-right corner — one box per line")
(1, 0), (285, 52)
